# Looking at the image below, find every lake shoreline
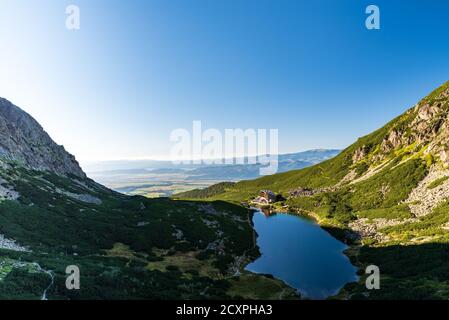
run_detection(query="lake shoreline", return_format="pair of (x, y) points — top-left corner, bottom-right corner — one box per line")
(244, 209), (359, 300)
(276, 206), (364, 300)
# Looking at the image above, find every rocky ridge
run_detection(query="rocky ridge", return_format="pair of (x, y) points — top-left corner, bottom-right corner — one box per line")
(0, 98), (85, 178)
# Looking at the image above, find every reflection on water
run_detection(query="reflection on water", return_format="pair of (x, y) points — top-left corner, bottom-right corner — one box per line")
(260, 207), (276, 217)
(246, 211), (358, 299)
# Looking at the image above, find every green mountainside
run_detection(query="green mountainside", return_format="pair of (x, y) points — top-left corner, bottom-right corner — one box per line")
(179, 80), (449, 299)
(3, 80), (449, 300)
(0, 98), (297, 300)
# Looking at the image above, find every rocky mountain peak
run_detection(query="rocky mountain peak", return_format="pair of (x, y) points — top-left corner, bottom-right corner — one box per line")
(351, 81), (449, 167)
(0, 97), (86, 178)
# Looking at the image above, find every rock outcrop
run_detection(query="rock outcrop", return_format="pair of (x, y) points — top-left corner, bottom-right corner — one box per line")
(349, 81), (449, 179)
(352, 146), (367, 163)
(406, 167), (449, 217)
(0, 234), (29, 252)
(0, 98), (85, 178)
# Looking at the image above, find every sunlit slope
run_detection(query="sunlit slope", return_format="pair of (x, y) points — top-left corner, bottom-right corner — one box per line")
(179, 81), (449, 209)
(177, 80), (449, 299)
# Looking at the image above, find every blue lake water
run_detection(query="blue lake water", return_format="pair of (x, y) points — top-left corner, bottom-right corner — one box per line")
(245, 211), (358, 299)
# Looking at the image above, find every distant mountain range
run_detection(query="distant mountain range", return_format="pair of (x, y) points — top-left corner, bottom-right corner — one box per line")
(84, 149), (341, 181)
(183, 150), (341, 181)
(84, 149), (340, 198)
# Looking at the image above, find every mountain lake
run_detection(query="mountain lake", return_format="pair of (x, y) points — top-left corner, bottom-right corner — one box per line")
(246, 210), (359, 299)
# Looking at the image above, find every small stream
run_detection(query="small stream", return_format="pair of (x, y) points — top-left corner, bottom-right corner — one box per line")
(32, 263), (54, 300)
(41, 269), (54, 301)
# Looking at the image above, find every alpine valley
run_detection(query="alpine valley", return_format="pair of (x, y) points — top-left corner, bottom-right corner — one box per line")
(2, 81), (449, 300)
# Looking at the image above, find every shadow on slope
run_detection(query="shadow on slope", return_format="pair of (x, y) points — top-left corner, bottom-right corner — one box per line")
(339, 241), (449, 300)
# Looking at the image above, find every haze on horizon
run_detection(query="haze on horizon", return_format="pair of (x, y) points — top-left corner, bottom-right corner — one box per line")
(1, 0), (449, 164)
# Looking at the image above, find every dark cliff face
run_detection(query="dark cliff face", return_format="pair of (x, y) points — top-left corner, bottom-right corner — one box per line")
(0, 97), (86, 178)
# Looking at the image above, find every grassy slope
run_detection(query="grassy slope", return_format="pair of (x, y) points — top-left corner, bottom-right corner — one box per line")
(179, 80), (449, 203)
(0, 164), (297, 300)
(177, 108), (416, 203)
(176, 81), (449, 299)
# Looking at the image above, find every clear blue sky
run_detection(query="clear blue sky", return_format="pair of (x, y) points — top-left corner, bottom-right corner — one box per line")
(1, 0), (449, 163)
